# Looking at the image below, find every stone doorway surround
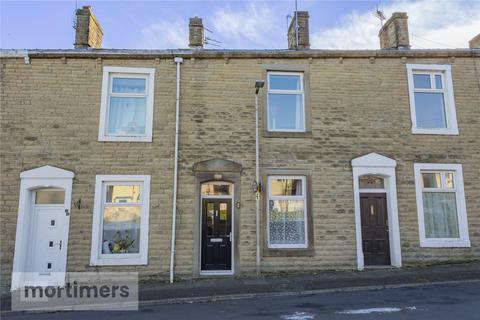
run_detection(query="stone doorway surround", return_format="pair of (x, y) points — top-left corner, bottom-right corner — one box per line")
(351, 153), (402, 270)
(192, 159), (242, 276)
(11, 165), (74, 289)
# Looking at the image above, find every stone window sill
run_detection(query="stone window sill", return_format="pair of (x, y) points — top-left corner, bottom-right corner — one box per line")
(263, 247), (315, 257)
(263, 131), (312, 138)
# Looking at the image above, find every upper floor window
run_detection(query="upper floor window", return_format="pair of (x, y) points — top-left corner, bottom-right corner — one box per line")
(414, 163), (470, 248)
(406, 64), (458, 135)
(98, 66), (155, 142)
(267, 72), (305, 132)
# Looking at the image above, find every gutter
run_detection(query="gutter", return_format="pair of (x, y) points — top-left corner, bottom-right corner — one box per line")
(169, 57), (183, 283)
(1, 49), (478, 60)
(0, 49), (30, 64)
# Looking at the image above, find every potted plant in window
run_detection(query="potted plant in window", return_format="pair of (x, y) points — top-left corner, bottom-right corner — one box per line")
(112, 230), (135, 253)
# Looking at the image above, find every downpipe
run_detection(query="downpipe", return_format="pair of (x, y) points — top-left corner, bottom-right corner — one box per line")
(170, 57), (183, 283)
(255, 92), (261, 276)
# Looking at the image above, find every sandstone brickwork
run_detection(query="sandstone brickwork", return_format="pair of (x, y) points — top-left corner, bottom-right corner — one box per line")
(1, 50), (479, 291)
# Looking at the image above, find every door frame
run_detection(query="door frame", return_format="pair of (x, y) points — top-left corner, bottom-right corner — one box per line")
(351, 153), (402, 270)
(192, 159), (242, 277)
(11, 165), (74, 290)
(199, 182), (234, 275)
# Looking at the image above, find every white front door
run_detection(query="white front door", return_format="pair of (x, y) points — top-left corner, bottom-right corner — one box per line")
(11, 165), (74, 290)
(24, 190), (69, 286)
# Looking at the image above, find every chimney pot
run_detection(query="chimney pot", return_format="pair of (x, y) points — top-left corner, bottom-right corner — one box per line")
(189, 17), (204, 49)
(379, 12), (410, 50)
(469, 33), (480, 49)
(74, 5), (103, 49)
(288, 11), (310, 50)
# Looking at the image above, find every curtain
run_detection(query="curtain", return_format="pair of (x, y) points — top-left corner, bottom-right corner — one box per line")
(108, 97), (146, 135)
(269, 200), (305, 245)
(423, 192), (459, 238)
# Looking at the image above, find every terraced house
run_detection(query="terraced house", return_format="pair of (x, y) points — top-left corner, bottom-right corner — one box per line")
(1, 6), (479, 292)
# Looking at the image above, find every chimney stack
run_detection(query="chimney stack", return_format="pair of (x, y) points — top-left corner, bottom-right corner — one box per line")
(74, 6), (103, 49)
(189, 17), (204, 49)
(288, 11), (310, 50)
(469, 33), (480, 49)
(379, 12), (410, 50)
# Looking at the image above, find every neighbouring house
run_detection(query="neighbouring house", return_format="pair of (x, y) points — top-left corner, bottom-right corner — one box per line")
(1, 6), (479, 292)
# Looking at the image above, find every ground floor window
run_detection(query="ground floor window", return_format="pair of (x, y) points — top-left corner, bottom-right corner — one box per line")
(414, 164), (470, 247)
(90, 175), (150, 265)
(267, 176), (307, 248)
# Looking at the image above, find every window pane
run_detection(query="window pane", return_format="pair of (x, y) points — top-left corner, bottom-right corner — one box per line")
(423, 192), (459, 238)
(269, 74), (301, 90)
(201, 183), (232, 196)
(106, 185), (141, 203)
(35, 190), (65, 204)
(413, 74), (431, 89)
(206, 202), (214, 236)
(359, 176), (384, 189)
(102, 206), (141, 254)
(269, 200), (305, 245)
(108, 97), (147, 135)
(270, 178), (303, 196)
(218, 202), (228, 235)
(268, 93), (304, 130)
(414, 92), (446, 128)
(445, 173), (455, 189)
(422, 173), (441, 188)
(112, 78), (146, 93)
(435, 75), (443, 89)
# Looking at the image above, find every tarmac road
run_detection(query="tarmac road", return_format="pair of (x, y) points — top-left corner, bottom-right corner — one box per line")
(3, 281), (480, 320)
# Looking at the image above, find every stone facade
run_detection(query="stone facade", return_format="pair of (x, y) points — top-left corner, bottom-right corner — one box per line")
(1, 49), (480, 292)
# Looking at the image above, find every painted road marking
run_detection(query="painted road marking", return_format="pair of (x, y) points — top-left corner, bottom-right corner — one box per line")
(336, 306), (417, 314)
(280, 311), (316, 319)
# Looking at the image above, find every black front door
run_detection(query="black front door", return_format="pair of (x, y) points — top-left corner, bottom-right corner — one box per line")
(360, 193), (391, 266)
(201, 199), (232, 271)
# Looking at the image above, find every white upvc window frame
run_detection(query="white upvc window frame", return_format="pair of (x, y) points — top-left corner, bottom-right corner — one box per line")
(98, 66), (155, 142)
(90, 175), (151, 265)
(266, 175), (308, 249)
(413, 163), (470, 248)
(406, 64), (458, 135)
(267, 71), (306, 132)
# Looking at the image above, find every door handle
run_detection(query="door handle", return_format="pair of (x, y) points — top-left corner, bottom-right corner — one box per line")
(58, 240), (62, 250)
(229, 232), (232, 242)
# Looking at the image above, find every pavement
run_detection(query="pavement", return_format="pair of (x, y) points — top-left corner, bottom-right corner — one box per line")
(2, 261), (480, 315)
(3, 280), (480, 319)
